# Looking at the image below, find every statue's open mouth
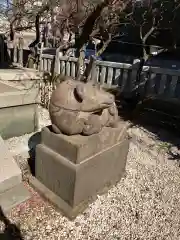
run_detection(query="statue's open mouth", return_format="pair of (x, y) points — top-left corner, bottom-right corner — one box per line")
(100, 102), (113, 108)
(93, 110), (103, 115)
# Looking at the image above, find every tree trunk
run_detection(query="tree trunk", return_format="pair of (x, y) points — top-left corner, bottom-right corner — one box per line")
(76, 44), (86, 81)
(75, 0), (112, 81)
(10, 23), (14, 41)
(28, 15), (40, 68)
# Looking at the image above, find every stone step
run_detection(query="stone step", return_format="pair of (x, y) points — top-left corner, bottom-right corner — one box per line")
(0, 183), (30, 213)
(0, 136), (22, 194)
(0, 68), (41, 81)
(0, 136), (31, 212)
(7, 131), (42, 159)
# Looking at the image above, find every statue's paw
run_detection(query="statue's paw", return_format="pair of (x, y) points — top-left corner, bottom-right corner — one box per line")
(106, 116), (119, 128)
(108, 104), (118, 116)
(82, 123), (102, 136)
(52, 124), (61, 134)
(110, 121), (119, 128)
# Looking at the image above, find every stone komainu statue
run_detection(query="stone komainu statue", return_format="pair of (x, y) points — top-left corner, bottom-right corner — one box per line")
(49, 78), (119, 136)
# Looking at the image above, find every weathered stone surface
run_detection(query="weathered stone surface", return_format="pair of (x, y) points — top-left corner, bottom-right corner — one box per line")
(0, 81), (39, 139)
(42, 122), (130, 164)
(0, 104), (39, 139)
(0, 68), (42, 81)
(32, 122), (130, 218)
(0, 136), (21, 193)
(0, 81), (39, 107)
(0, 68), (42, 89)
(0, 136), (30, 212)
(30, 176), (88, 219)
(0, 183), (30, 213)
(49, 78), (119, 136)
(0, 82), (17, 93)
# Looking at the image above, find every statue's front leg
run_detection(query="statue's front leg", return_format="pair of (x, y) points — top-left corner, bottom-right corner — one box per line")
(82, 114), (102, 135)
(52, 124), (62, 134)
(107, 104), (119, 127)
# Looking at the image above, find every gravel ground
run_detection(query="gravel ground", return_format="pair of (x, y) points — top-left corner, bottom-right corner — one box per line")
(1, 107), (180, 239)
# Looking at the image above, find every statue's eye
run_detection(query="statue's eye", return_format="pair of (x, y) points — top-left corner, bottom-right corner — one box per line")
(94, 110), (103, 116)
(74, 88), (83, 103)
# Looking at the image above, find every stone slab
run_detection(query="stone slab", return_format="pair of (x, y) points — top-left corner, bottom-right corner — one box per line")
(0, 82), (18, 93)
(0, 68), (42, 81)
(0, 81), (39, 139)
(0, 81), (40, 108)
(0, 136), (31, 212)
(42, 121), (130, 164)
(0, 183), (30, 213)
(34, 134), (129, 216)
(0, 136), (22, 193)
(0, 104), (39, 139)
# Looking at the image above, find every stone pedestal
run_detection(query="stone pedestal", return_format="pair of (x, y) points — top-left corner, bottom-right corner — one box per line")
(0, 136), (30, 213)
(31, 121), (130, 218)
(0, 81), (39, 139)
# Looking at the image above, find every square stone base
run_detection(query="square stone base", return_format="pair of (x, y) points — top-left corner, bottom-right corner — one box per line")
(31, 123), (130, 218)
(30, 171), (124, 219)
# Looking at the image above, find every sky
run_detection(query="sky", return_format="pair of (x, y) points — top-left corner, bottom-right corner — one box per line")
(0, 0), (11, 5)
(0, 0), (6, 6)
(0, 0), (13, 9)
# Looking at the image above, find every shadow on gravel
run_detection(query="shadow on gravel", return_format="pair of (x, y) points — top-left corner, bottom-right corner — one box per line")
(28, 132), (41, 176)
(0, 206), (24, 240)
(107, 87), (180, 163)
(126, 97), (180, 163)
